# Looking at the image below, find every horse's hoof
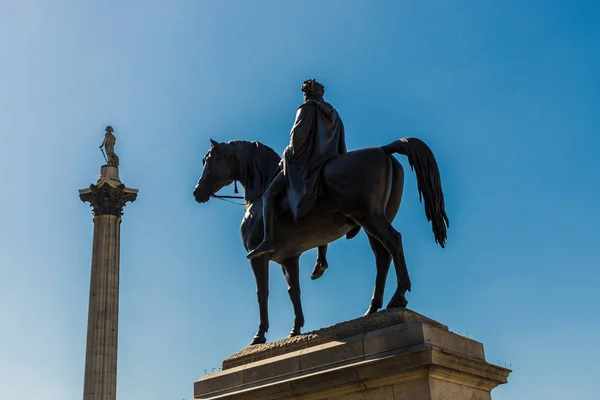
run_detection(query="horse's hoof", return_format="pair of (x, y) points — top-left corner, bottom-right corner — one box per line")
(310, 260), (328, 280)
(364, 306), (380, 316)
(288, 328), (302, 337)
(250, 335), (266, 345)
(386, 294), (408, 309)
(386, 300), (408, 309)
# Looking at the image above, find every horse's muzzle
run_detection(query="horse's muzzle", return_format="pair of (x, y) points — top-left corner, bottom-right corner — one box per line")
(193, 185), (210, 204)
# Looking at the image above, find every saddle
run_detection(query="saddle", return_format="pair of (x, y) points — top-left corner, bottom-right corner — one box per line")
(273, 184), (361, 240)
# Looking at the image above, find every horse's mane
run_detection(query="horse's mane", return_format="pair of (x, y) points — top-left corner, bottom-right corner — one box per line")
(230, 140), (281, 202)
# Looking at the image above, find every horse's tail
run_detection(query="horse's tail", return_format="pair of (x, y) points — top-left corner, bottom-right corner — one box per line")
(381, 138), (449, 248)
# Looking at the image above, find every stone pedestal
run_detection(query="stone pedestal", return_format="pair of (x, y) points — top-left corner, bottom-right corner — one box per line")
(79, 164), (137, 400)
(195, 309), (510, 400)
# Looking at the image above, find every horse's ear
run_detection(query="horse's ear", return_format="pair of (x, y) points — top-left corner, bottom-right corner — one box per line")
(210, 138), (219, 148)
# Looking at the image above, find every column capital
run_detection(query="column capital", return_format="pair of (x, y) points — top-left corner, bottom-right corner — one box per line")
(79, 180), (138, 217)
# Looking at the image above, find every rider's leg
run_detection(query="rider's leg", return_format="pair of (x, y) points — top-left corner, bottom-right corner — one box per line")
(247, 172), (285, 259)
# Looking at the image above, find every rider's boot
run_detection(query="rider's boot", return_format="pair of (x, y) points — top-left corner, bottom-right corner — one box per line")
(247, 201), (276, 259)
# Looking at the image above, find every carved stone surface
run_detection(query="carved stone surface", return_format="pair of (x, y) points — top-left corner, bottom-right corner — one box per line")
(222, 308), (447, 370)
(79, 182), (137, 217)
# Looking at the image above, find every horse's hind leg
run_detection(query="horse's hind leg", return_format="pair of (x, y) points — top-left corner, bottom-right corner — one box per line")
(280, 256), (305, 337)
(356, 214), (411, 308)
(365, 234), (392, 315)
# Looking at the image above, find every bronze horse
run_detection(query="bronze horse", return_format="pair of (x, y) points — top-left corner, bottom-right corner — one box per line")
(193, 138), (448, 345)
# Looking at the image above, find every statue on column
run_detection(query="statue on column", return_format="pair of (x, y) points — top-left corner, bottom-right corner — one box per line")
(100, 126), (120, 167)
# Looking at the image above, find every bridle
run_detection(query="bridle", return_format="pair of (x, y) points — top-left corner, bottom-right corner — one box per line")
(208, 141), (245, 205)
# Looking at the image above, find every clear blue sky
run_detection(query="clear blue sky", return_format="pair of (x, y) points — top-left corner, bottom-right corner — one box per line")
(1, 1), (598, 399)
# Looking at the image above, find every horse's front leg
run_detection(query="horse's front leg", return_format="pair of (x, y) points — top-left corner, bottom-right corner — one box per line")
(250, 256), (269, 345)
(281, 257), (304, 337)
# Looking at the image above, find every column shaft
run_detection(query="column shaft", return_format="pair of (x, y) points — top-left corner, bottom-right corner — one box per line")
(83, 215), (121, 400)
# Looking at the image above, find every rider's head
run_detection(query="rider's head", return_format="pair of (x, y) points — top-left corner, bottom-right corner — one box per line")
(301, 79), (325, 101)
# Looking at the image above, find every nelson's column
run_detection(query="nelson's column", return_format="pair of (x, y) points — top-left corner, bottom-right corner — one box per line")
(78, 126), (138, 400)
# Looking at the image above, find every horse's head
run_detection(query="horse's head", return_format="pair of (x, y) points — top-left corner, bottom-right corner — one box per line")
(194, 139), (281, 204)
(194, 139), (236, 203)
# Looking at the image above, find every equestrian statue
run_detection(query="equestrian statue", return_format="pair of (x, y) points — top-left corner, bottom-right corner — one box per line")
(193, 79), (449, 345)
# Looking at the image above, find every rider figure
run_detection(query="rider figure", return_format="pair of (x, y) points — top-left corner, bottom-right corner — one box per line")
(246, 79), (348, 267)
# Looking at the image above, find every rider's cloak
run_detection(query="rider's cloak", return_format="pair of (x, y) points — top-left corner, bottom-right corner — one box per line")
(281, 99), (347, 220)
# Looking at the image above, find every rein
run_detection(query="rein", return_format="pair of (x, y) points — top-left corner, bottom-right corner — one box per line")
(212, 194), (245, 199)
(211, 194), (246, 206)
